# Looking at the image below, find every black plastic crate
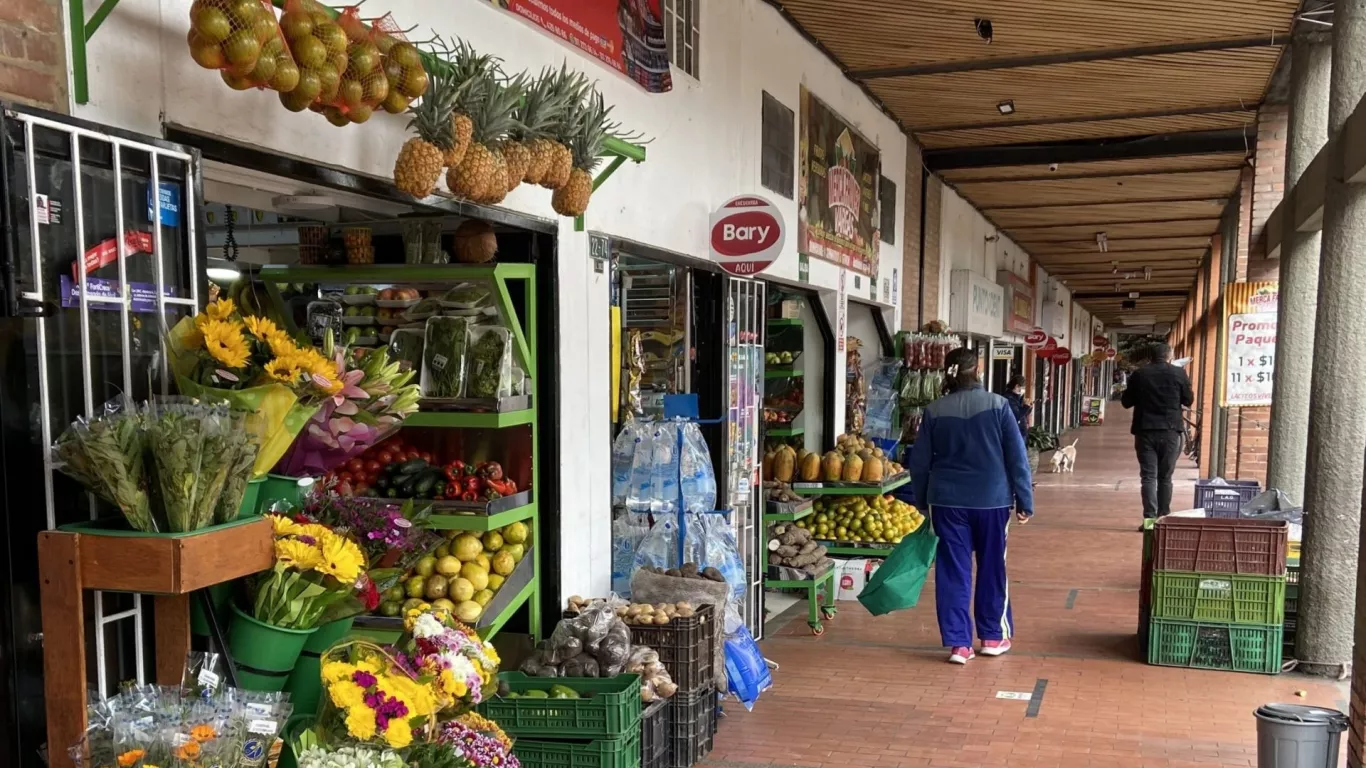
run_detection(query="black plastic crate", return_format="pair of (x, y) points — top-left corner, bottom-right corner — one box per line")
(1193, 480), (1260, 518)
(641, 699), (668, 768)
(626, 603), (716, 693)
(665, 687), (716, 768)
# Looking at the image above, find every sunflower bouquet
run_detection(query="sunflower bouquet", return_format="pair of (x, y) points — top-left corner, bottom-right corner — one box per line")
(252, 514), (369, 629)
(167, 298), (337, 477)
(316, 640), (438, 751)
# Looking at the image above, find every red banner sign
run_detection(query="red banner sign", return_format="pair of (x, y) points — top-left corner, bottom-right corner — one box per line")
(73, 231), (154, 280)
(1052, 347), (1073, 365)
(1036, 336), (1058, 358)
(1106, 345), (1117, 360)
(1024, 327), (1048, 348)
(491, 1), (672, 93)
(1092, 334), (1108, 350)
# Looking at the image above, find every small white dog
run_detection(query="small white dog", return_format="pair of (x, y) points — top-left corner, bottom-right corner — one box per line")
(1050, 439), (1079, 473)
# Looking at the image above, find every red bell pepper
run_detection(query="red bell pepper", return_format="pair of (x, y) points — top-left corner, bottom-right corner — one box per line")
(444, 460), (466, 481)
(485, 478), (516, 496)
(463, 475), (483, 494)
(478, 461), (504, 481)
(460, 490), (479, 502)
(445, 482), (461, 499)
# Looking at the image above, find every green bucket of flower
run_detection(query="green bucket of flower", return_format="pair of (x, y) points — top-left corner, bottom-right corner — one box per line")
(283, 616), (356, 715)
(230, 514), (367, 691)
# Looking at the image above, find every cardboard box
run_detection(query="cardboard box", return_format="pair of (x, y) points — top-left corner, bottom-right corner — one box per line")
(780, 299), (803, 319)
(836, 559), (867, 601)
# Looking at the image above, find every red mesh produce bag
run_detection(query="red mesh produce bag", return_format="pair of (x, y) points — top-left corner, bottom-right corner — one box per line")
(187, 0), (299, 93)
(371, 13), (429, 115)
(302, 6), (393, 125)
(275, 0), (350, 113)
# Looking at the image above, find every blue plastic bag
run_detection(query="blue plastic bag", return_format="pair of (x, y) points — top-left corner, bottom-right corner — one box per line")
(724, 625), (772, 711)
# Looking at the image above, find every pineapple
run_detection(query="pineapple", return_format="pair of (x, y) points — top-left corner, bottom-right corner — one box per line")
(552, 90), (614, 217)
(447, 73), (524, 205)
(540, 66), (591, 190)
(515, 66), (578, 186)
(444, 39), (499, 169)
(392, 65), (461, 199)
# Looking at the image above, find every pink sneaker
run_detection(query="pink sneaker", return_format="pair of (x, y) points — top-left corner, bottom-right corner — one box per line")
(948, 647), (975, 665)
(981, 639), (1012, 657)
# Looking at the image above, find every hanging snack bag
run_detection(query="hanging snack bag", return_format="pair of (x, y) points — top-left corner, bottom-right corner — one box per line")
(421, 316), (470, 399)
(371, 13), (430, 115)
(277, 0), (348, 113)
(466, 324), (513, 399)
(188, 0), (300, 93)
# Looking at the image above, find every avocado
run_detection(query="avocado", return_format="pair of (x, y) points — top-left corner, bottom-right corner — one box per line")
(523, 689), (549, 699)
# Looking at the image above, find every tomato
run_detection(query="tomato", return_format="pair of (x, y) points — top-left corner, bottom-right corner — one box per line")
(364, 460), (382, 474)
(405, 450), (421, 462)
(354, 483), (371, 497)
(376, 450), (395, 466)
(338, 471), (355, 485)
(346, 458), (365, 474)
(418, 451), (433, 463)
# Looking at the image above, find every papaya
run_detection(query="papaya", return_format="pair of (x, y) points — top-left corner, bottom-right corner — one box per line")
(842, 453), (864, 482)
(773, 445), (797, 483)
(799, 451), (821, 481)
(862, 455), (884, 482)
(821, 451), (844, 482)
(761, 451), (775, 481)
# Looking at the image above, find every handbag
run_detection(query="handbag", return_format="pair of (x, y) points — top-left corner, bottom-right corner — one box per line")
(857, 518), (938, 616)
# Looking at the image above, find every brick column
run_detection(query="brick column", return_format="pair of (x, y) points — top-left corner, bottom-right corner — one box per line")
(900, 144), (924, 330)
(921, 176), (943, 323)
(0, 0), (68, 111)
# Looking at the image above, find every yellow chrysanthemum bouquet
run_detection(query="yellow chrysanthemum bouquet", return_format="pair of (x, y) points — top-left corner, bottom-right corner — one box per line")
(252, 514), (369, 629)
(167, 297), (338, 477)
(316, 641), (437, 751)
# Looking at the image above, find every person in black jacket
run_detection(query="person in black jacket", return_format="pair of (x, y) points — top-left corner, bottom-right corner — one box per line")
(1120, 343), (1194, 518)
(1003, 375), (1031, 439)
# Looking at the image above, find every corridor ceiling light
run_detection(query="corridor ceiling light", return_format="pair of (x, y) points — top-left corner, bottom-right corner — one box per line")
(1143, 265), (1153, 281)
(206, 257), (241, 282)
(1096, 232), (1109, 253)
(996, 100), (1014, 115)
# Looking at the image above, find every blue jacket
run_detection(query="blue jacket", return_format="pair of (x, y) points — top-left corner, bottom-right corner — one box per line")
(1004, 391), (1031, 438)
(902, 384), (1034, 514)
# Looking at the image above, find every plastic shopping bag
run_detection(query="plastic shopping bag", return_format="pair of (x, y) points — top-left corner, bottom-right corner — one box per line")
(724, 625), (772, 711)
(857, 520), (938, 616)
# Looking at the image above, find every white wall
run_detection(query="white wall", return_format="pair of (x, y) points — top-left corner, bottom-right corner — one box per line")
(71, 0), (909, 601)
(937, 186), (1031, 332)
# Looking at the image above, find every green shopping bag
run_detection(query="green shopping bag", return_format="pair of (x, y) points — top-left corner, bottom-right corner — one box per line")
(857, 520), (938, 616)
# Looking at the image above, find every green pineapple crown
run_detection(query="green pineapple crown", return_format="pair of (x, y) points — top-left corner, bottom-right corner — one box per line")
(511, 67), (573, 142)
(468, 72), (527, 148)
(406, 64), (464, 149)
(446, 37), (500, 113)
(546, 63), (592, 144)
(567, 85), (646, 172)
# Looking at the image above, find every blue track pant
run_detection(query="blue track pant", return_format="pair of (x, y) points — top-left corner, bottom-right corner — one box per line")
(933, 505), (1013, 648)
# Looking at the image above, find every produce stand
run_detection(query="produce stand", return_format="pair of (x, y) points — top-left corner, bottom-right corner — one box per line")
(792, 473), (910, 496)
(37, 518), (274, 768)
(259, 263), (544, 640)
(764, 562), (836, 635)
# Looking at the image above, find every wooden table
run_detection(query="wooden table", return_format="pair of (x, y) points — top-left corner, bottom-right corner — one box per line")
(38, 518), (273, 766)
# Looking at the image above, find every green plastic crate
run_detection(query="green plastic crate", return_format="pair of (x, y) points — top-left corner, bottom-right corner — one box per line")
(512, 730), (641, 768)
(1148, 618), (1282, 674)
(1151, 571), (1285, 624)
(478, 673), (641, 740)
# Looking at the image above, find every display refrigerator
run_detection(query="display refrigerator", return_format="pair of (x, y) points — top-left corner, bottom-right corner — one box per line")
(0, 104), (204, 767)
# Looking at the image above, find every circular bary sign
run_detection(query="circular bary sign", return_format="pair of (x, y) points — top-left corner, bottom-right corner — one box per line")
(709, 195), (786, 277)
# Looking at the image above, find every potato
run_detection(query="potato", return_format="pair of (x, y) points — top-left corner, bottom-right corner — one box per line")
(676, 605), (696, 617)
(654, 614), (670, 625)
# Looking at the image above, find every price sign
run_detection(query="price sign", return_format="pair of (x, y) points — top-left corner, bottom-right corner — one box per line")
(1225, 313), (1276, 405)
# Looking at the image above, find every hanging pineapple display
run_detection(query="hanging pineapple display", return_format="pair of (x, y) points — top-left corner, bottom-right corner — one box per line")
(551, 86), (641, 218)
(502, 69), (569, 194)
(540, 65), (591, 191)
(391, 59), (463, 198)
(441, 39), (500, 170)
(446, 72), (525, 206)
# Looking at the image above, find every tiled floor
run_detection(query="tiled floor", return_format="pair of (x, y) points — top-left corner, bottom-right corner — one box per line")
(712, 407), (1346, 768)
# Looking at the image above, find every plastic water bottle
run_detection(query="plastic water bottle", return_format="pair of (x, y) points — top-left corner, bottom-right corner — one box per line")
(611, 423), (640, 507)
(611, 512), (650, 596)
(626, 423), (655, 512)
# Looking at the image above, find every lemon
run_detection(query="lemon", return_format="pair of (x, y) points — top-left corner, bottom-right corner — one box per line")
(453, 534), (483, 562)
(451, 577), (475, 603)
(461, 563), (490, 591)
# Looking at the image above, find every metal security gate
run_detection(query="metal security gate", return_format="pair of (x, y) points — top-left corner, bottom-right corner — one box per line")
(722, 276), (764, 636)
(0, 104), (201, 763)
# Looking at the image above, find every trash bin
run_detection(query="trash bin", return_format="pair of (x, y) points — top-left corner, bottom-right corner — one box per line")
(1255, 703), (1348, 768)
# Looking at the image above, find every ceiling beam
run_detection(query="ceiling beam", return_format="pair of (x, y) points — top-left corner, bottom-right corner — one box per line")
(916, 104), (1257, 136)
(1004, 215), (1222, 231)
(924, 129), (1254, 172)
(847, 35), (1285, 80)
(983, 195), (1229, 212)
(949, 165), (1245, 185)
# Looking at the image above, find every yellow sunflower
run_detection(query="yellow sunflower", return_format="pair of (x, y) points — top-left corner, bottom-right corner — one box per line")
(266, 514), (301, 537)
(266, 331), (298, 358)
(344, 706), (377, 741)
(315, 531), (364, 583)
(274, 538), (322, 571)
(243, 315), (282, 342)
(204, 297), (236, 321)
(297, 523), (332, 541)
(200, 319), (250, 369)
(264, 356), (303, 384)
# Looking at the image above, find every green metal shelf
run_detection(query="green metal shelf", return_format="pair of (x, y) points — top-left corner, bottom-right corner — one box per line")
(429, 503), (535, 532)
(259, 263), (536, 283)
(477, 578), (536, 639)
(764, 566), (836, 635)
(767, 318), (802, 327)
(821, 544), (894, 558)
(793, 475), (909, 496)
(764, 368), (804, 379)
(406, 410), (535, 429)
(766, 425), (804, 437)
(762, 502), (814, 523)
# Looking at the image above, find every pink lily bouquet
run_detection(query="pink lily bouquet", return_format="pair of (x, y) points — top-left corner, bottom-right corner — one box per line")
(276, 339), (421, 477)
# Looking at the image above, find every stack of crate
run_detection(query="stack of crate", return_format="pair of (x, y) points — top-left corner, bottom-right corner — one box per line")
(627, 604), (719, 768)
(479, 673), (643, 768)
(1283, 561), (1300, 661)
(1147, 516), (1290, 674)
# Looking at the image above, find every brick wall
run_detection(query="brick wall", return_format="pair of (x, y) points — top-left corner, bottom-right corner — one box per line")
(900, 143), (924, 330)
(1215, 104), (1284, 487)
(0, 0), (67, 111)
(921, 175), (943, 323)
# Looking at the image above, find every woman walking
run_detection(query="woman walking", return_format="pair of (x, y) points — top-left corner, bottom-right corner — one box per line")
(906, 348), (1034, 664)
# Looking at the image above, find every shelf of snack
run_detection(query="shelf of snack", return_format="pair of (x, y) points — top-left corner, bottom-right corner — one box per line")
(893, 324), (963, 462)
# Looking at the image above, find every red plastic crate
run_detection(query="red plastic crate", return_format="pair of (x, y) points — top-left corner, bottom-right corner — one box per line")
(1153, 517), (1287, 576)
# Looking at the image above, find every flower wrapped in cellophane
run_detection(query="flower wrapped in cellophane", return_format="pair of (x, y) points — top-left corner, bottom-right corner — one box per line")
(435, 718), (520, 768)
(168, 298), (337, 477)
(317, 641), (438, 751)
(251, 514), (369, 629)
(391, 605), (501, 715)
(274, 344), (421, 478)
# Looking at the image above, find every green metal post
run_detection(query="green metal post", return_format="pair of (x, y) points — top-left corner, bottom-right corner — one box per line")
(70, 0), (88, 104)
(524, 271), (542, 641)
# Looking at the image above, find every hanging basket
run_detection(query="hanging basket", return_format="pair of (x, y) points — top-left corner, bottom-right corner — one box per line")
(228, 604), (318, 691)
(283, 616), (356, 717)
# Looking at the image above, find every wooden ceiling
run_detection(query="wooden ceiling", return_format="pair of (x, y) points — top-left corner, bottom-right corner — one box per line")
(772, 0), (1301, 324)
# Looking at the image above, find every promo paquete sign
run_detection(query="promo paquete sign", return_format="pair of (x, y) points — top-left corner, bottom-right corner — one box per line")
(709, 195), (786, 277)
(1222, 281), (1278, 407)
